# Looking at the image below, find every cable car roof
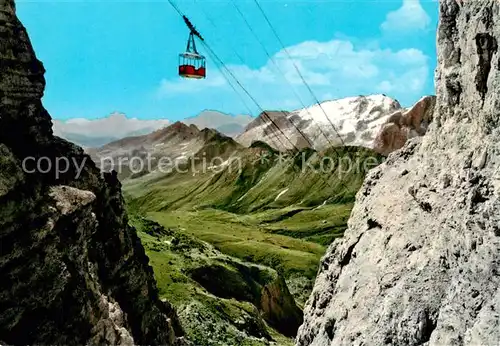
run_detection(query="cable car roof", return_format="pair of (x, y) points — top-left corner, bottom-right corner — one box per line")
(179, 52), (205, 59)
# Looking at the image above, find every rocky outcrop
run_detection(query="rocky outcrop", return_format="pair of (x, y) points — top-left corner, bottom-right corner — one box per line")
(136, 217), (302, 345)
(373, 95), (436, 156)
(236, 95), (433, 155)
(297, 1), (500, 345)
(190, 261), (303, 337)
(0, 1), (185, 344)
(260, 274), (304, 337)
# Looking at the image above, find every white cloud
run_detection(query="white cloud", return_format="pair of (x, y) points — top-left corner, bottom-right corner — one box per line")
(158, 73), (226, 96)
(375, 65), (428, 95)
(381, 0), (431, 33)
(157, 38), (429, 108)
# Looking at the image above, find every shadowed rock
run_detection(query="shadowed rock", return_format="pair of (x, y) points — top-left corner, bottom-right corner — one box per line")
(0, 1), (187, 344)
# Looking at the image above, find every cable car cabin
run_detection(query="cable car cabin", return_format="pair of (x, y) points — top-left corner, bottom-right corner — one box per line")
(179, 16), (206, 79)
(179, 52), (206, 79)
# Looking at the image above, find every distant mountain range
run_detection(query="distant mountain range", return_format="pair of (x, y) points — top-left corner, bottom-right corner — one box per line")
(52, 110), (253, 148)
(182, 110), (253, 137)
(52, 112), (171, 148)
(58, 94), (435, 159)
(235, 94), (435, 155)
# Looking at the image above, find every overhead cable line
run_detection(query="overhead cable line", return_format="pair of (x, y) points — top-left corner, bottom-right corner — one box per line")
(197, 0), (311, 150)
(171, 0), (286, 150)
(192, 0), (258, 122)
(230, 0), (315, 149)
(252, 0), (346, 147)
(250, 0), (367, 200)
(207, 52), (255, 122)
(195, 0), (324, 153)
(194, 0), (310, 152)
(194, 0), (247, 64)
(190, 1), (347, 195)
(199, 40), (297, 152)
(194, 0), (313, 150)
(231, 0), (345, 150)
(167, 0), (355, 198)
(171, 0), (294, 152)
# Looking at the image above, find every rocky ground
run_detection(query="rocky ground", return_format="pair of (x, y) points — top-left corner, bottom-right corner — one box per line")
(296, 1), (500, 345)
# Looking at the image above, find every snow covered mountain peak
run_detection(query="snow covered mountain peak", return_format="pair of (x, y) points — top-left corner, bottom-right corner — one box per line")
(294, 94), (401, 148)
(236, 94), (403, 152)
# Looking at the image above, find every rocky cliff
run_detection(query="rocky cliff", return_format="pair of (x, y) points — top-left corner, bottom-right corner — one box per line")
(373, 95), (436, 156)
(0, 1), (185, 344)
(297, 1), (500, 345)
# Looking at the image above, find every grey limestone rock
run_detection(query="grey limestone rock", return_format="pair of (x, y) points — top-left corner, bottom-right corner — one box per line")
(296, 1), (500, 345)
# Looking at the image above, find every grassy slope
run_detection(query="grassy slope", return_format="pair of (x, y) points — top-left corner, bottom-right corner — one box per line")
(124, 145), (382, 341)
(148, 209), (324, 280)
(126, 146), (380, 275)
(126, 146), (375, 212)
(132, 216), (295, 346)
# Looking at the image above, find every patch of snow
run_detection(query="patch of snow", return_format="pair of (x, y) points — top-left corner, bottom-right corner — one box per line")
(298, 95), (400, 148)
(313, 200), (328, 210)
(275, 188), (289, 201)
(207, 159), (232, 171)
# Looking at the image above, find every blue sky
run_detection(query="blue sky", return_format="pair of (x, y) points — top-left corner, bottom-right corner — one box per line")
(17, 0), (439, 121)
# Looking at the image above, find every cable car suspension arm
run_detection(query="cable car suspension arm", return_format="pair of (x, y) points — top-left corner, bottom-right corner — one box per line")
(183, 15), (204, 41)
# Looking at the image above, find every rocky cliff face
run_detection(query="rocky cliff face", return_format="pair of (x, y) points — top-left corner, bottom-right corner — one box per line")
(297, 1), (500, 345)
(373, 96), (436, 156)
(0, 1), (185, 344)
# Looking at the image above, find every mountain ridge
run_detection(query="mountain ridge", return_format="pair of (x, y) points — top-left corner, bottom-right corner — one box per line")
(87, 120), (243, 180)
(81, 93), (435, 171)
(236, 94), (436, 155)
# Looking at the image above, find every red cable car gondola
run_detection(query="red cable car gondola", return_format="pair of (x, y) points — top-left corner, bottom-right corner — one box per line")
(179, 16), (206, 79)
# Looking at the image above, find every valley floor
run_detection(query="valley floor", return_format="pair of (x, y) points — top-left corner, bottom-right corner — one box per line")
(127, 202), (351, 346)
(146, 204), (351, 306)
(123, 145), (380, 345)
